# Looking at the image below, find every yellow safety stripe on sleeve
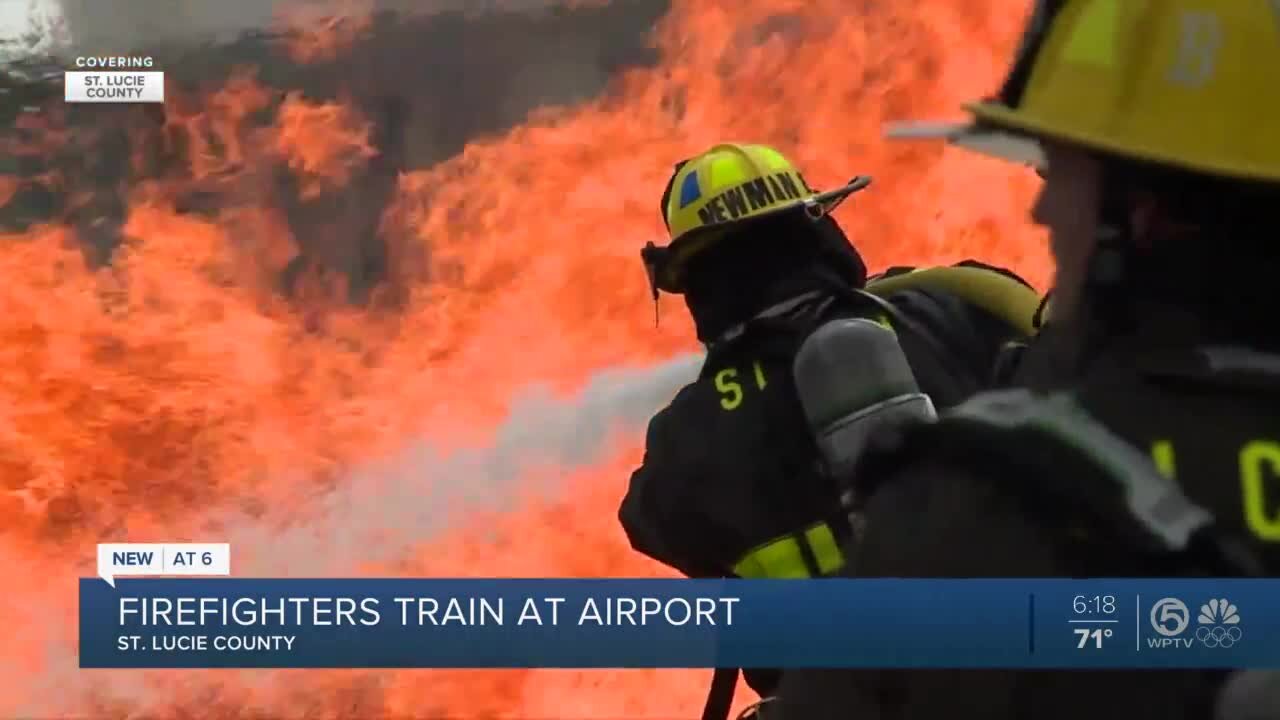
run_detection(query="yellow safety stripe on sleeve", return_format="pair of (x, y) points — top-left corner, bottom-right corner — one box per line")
(865, 265), (1041, 337)
(731, 521), (846, 579)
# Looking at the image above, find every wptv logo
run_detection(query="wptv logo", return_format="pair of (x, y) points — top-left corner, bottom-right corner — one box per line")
(1148, 597), (1242, 649)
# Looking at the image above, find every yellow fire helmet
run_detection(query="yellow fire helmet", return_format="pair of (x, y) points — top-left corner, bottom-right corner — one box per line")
(885, 0), (1280, 183)
(642, 143), (871, 297)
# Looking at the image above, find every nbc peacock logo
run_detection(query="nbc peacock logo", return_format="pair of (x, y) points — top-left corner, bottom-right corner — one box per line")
(1195, 598), (1242, 649)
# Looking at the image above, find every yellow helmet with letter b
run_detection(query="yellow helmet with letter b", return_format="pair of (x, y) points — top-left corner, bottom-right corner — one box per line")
(888, 0), (1280, 182)
(642, 143), (870, 296)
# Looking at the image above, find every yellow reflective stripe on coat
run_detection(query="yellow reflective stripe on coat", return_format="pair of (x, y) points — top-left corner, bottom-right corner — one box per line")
(731, 522), (846, 579)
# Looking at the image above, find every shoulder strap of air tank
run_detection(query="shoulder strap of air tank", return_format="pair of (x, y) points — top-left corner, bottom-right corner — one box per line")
(856, 388), (1247, 567)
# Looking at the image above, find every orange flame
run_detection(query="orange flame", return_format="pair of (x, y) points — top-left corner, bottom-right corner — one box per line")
(1, 0), (1047, 717)
(271, 92), (378, 199)
(0, 175), (19, 208)
(161, 68), (276, 183)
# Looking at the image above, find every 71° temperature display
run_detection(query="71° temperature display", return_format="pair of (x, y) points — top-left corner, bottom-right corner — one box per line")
(1074, 627), (1114, 648)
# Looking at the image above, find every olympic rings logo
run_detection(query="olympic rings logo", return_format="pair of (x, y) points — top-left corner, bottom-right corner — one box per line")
(1195, 625), (1242, 648)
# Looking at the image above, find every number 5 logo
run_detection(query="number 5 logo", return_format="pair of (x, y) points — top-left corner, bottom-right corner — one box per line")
(1151, 597), (1191, 637)
(1169, 11), (1222, 88)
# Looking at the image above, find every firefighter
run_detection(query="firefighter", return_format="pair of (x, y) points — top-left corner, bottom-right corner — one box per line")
(617, 142), (1042, 715)
(775, 1), (1280, 718)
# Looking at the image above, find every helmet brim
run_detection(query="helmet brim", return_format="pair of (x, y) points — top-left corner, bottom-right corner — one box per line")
(884, 119), (1046, 169)
(888, 102), (1280, 183)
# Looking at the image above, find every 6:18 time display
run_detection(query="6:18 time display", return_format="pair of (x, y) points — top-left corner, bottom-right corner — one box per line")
(1073, 594), (1117, 615)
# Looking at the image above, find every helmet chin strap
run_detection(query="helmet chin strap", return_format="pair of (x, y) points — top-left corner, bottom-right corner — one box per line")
(1086, 225), (1128, 288)
(640, 241), (668, 327)
(1085, 165), (1142, 301)
(1067, 166), (1142, 375)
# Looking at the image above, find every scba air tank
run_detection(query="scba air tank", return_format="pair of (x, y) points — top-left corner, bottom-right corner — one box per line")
(792, 317), (936, 482)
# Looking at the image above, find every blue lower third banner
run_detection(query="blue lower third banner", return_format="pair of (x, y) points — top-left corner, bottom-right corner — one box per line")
(80, 578), (1275, 669)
